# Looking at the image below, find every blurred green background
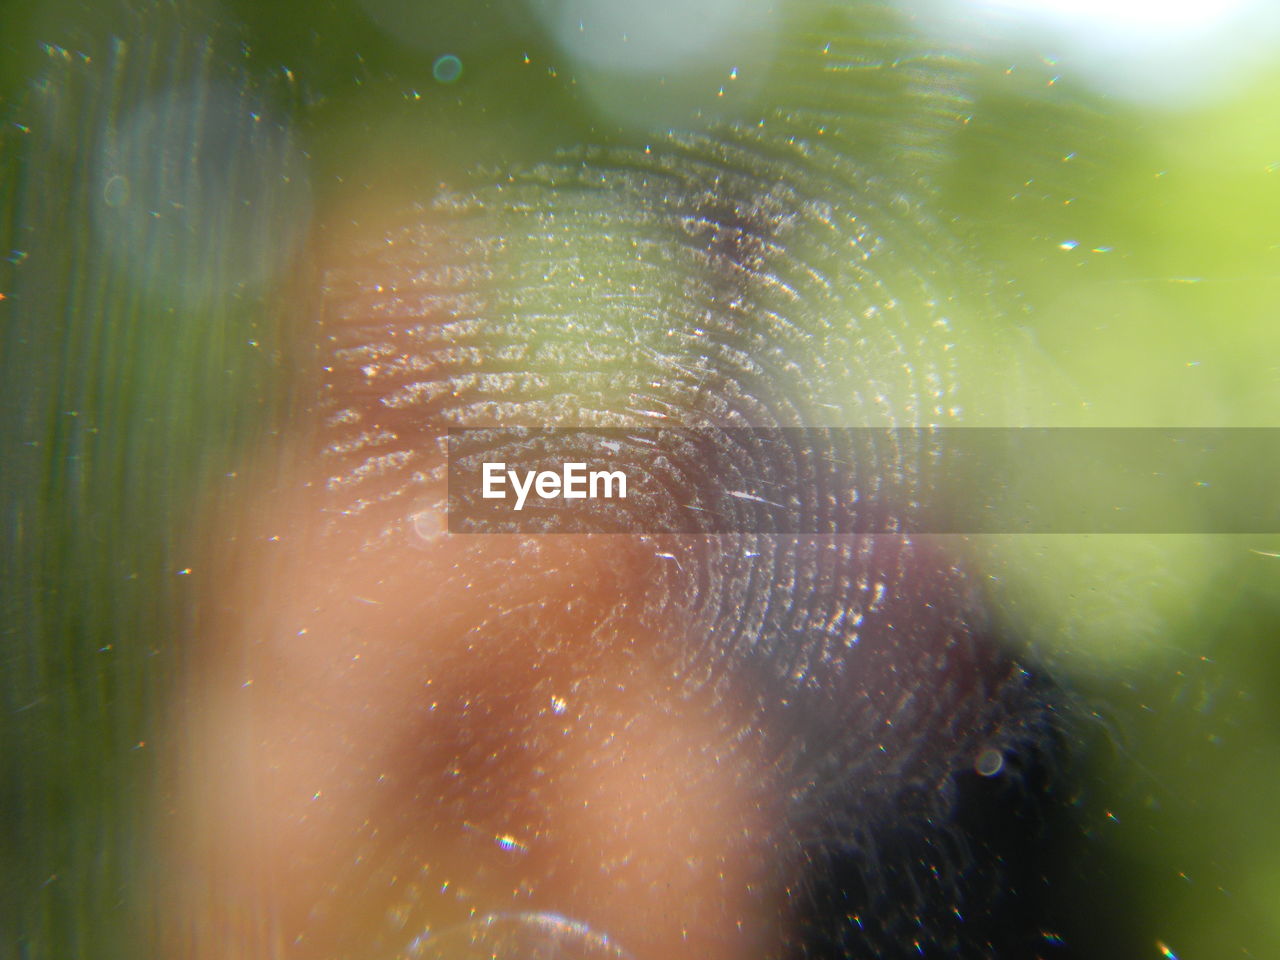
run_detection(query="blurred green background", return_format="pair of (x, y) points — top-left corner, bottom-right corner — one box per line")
(2, 1), (1278, 958)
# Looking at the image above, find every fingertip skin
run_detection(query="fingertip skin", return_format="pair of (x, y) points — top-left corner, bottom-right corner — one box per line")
(169, 168), (1062, 959)
(0, 5), (1072, 958)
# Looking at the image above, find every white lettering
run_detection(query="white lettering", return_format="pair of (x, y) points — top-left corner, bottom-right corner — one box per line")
(481, 462), (628, 510)
(534, 471), (561, 499)
(590, 469), (627, 500)
(482, 462), (506, 499)
(509, 468), (536, 512)
(563, 462), (587, 498)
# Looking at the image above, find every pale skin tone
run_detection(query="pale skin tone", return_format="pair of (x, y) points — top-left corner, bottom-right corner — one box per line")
(169, 207), (783, 960)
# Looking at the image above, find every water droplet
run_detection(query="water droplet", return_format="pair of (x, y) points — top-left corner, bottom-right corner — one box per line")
(409, 912), (631, 959)
(103, 174), (129, 207)
(974, 747), (1004, 777)
(412, 509), (444, 543)
(433, 54), (463, 84)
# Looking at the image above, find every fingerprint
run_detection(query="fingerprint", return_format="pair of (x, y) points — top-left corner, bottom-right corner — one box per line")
(311, 24), (1065, 960)
(1, 3), (1102, 960)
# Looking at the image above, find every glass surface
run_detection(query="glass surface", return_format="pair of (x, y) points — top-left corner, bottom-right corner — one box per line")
(2, 1), (1278, 959)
